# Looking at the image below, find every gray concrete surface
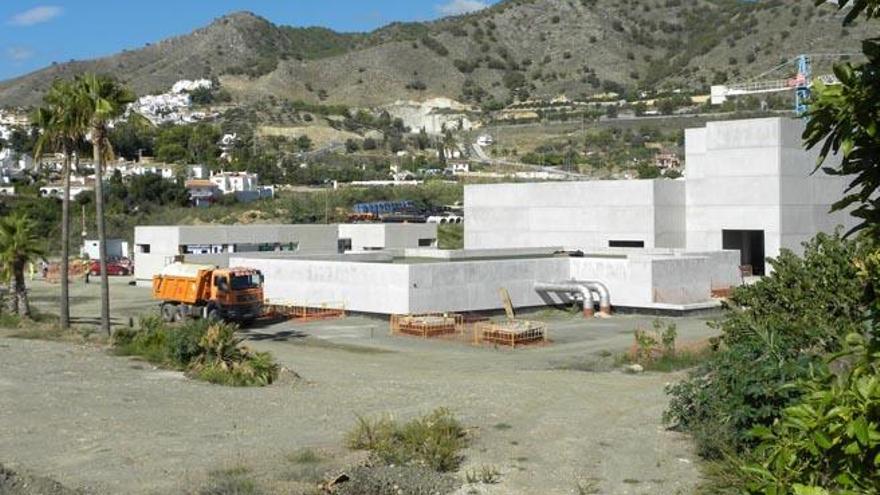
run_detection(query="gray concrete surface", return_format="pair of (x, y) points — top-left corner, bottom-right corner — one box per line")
(0, 279), (720, 494)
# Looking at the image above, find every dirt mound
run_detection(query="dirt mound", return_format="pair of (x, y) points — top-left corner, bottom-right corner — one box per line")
(0, 464), (81, 495)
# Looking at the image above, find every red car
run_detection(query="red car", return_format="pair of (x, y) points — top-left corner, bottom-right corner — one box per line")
(89, 260), (130, 276)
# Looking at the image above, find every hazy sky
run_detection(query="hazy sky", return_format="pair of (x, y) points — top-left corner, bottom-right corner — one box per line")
(0, 0), (500, 81)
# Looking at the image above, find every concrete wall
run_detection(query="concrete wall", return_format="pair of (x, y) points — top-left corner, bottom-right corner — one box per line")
(232, 250), (736, 314)
(232, 256), (411, 314)
(134, 224), (339, 283)
(685, 117), (856, 260)
(685, 118), (783, 258)
(464, 181), (686, 250)
(338, 223), (438, 252)
(408, 257), (570, 313)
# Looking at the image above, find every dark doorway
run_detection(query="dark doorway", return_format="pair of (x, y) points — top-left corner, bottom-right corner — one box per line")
(722, 229), (766, 276)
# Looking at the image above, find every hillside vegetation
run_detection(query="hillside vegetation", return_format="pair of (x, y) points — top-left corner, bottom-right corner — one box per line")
(0, 0), (871, 108)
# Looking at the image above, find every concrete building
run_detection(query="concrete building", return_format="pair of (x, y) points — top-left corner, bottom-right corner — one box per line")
(81, 239), (129, 260)
(465, 180), (686, 251)
(684, 117), (852, 274)
(465, 117), (855, 275)
(134, 223), (439, 284)
(233, 247), (740, 314)
(338, 223), (438, 252)
(134, 224), (339, 284)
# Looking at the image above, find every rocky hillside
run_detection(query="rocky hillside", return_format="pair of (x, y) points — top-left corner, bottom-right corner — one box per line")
(0, 0), (871, 108)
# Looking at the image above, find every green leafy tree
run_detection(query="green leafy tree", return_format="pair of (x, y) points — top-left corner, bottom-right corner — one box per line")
(804, 0), (880, 235)
(0, 214), (46, 317)
(74, 73), (139, 335)
(296, 135), (312, 152)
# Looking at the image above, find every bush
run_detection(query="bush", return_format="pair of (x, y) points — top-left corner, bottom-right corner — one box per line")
(113, 317), (280, 387)
(189, 324), (280, 386)
(665, 232), (869, 458)
(736, 333), (880, 494)
(346, 408), (467, 472)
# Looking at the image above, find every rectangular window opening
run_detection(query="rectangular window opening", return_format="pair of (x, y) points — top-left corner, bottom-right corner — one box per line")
(608, 240), (645, 248)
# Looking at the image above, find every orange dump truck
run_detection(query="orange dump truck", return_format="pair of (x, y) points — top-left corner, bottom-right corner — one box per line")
(152, 262), (264, 324)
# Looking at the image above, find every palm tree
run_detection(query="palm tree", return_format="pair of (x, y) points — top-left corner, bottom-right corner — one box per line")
(74, 73), (138, 335)
(33, 79), (86, 329)
(0, 214), (46, 318)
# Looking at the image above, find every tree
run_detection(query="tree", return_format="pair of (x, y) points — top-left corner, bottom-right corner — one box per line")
(0, 214), (45, 317)
(33, 79), (86, 329)
(804, 0), (880, 235)
(74, 73), (139, 335)
(296, 135), (312, 152)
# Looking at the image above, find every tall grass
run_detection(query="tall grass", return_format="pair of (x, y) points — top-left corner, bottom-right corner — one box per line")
(346, 408), (467, 472)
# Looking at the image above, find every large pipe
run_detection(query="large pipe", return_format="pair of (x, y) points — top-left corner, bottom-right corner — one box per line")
(534, 281), (597, 317)
(581, 281), (612, 316)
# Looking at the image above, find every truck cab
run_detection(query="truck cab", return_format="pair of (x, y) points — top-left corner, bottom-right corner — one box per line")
(208, 268), (264, 322)
(152, 263), (264, 324)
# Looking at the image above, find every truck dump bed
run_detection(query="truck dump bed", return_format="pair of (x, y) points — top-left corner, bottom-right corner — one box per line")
(152, 263), (214, 305)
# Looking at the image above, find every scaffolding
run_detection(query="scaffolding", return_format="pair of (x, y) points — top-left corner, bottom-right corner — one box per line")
(390, 313), (464, 338)
(473, 320), (548, 348)
(264, 299), (346, 322)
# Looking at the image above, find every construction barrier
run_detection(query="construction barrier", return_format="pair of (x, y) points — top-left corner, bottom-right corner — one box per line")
(390, 313), (464, 338)
(44, 260), (89, 284)
(264, 299), (346, 322)
(473, 320), (548, 348)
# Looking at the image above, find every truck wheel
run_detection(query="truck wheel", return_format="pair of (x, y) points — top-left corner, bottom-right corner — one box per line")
(173, 305), (185, 322)
(161, 303), (175, 322)
(206, 306), (222, 322)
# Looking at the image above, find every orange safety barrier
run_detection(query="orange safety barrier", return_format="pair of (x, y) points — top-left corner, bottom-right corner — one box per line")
(473, 320), (548, 348)
(264, 300), (346, 322)
(390, 313), (463, 338)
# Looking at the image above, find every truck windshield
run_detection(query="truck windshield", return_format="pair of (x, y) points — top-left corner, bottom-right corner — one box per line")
(230, 274), (261, 290)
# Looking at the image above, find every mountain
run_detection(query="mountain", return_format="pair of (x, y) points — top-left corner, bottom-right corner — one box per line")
(0, 0), (871, 108)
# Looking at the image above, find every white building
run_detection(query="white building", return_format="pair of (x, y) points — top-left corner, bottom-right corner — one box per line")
(210, 171), (259, 194)
(81, 239), (129, 260)
(133, 223), (437, 284)
(337, 223), (438, 252)
(40, 178), (94, 200)
(465, 180), (686, 251)
(465, 118), (855, 275)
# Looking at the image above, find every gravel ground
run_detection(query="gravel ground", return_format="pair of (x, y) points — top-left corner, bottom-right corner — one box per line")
(0, 279), (717, 494)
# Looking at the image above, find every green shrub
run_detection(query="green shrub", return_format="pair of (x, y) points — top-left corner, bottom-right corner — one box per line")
(736, 333), (880, 494)
(113, 317), (280, 387)
(665, 232), (868, 457)
(189, 324), (280, 386)
(346, 408), (467, 472)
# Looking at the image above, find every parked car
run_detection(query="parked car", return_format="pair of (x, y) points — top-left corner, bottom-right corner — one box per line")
(89, 260), (130, 276)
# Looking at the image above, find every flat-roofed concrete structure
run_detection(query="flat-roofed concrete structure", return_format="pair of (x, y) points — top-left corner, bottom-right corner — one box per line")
(233, 247), (739, 314)
(134, 223), (441, 285)
(465, 180), (685, 251)
(337, 223), (438, 252)
(685, 117), (853, 274)
(465, 117), (856, 275)
(134, 224), (339, 284)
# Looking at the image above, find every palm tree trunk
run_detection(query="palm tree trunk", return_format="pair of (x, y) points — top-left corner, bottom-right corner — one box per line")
(13, 262), (29, 318)
(93, 128), (111, 335)
(60, 150), (71, 329)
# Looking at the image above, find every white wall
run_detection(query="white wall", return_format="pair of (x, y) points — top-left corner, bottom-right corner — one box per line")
(134, 224), (339, 283)
(464, 181), (686, 250)
(232, 257), (411, 314)
(408, 257), (570, 313)
(685, 117), (856, 260)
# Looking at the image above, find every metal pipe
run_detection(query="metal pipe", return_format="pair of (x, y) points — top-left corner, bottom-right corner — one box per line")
(582, 281), (612, 316)
(534, 281), (596, 317)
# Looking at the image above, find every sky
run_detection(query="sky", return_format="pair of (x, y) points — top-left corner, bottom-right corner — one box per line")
(0, 0), (500, 81)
